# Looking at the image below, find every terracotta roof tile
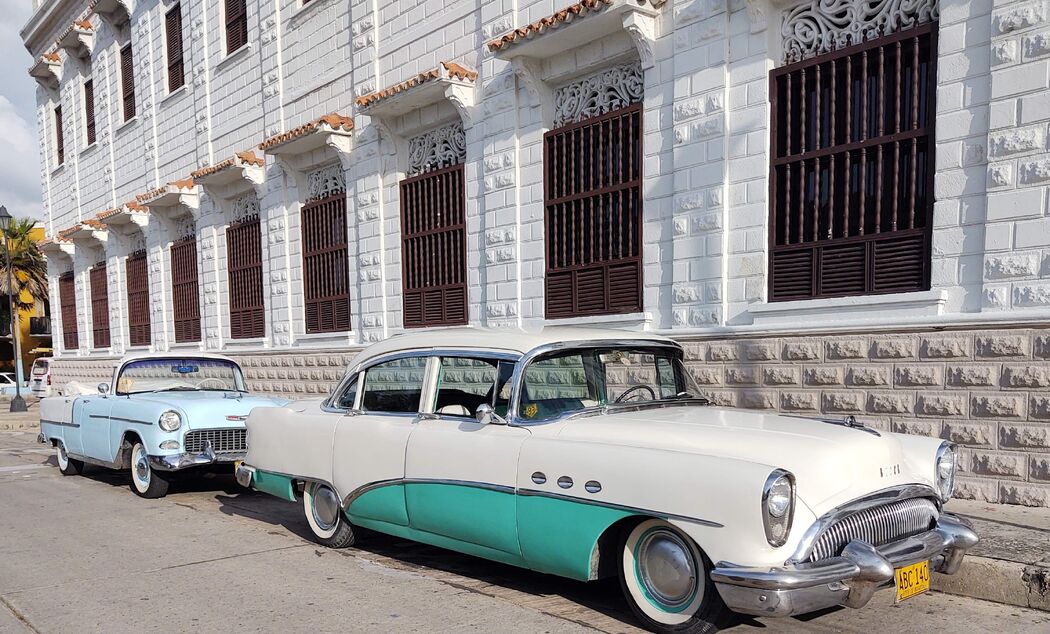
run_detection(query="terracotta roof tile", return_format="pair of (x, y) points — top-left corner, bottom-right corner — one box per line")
(486, 0), (612, 51)
(74, 19), (93, 31)
(57, 226), (79, 240)
(190, 150), (263, 179)
(135, 180), (192, 204)
(81, 218), (107, 230)
(96, 206), (123, 219)
(125, 201), (148, 212)
(42, 52), (61, 63)
(354, 62), (477, 109)
(170, 177), (194, 189)
(258, 113), (354, 151)
(236, 150), (265, 167)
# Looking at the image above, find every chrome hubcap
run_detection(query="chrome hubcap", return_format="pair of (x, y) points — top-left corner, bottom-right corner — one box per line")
(311, 485), (340, 530)
(134, 447), (150, 486)
(637, 530), (697, 609)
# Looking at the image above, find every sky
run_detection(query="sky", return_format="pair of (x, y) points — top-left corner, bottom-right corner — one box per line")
(0, 4), (45, 223)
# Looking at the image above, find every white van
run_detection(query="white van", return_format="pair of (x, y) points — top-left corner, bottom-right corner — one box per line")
(30, 357), (52, 398)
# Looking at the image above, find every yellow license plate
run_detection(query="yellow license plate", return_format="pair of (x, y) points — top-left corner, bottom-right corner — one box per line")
(895, 560), (930, 602)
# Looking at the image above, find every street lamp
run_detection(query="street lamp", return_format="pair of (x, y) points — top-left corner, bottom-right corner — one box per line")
(0, 205), (27, 412)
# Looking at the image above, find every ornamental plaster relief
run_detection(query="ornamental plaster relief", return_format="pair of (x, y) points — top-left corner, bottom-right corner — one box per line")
(406, 122), (466, 176)
(552, 61), (644, 127)
(781, 0), (939, 63)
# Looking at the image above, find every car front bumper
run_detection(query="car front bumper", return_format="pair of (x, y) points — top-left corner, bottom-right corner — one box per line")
(710, 514), (978, 617)
(148, 442), (245, 472)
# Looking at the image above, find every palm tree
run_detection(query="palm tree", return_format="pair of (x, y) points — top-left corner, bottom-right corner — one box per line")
(0, 218), (48, 313)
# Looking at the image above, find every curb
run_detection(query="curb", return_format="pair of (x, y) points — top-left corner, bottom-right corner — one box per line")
(0, 422), (39, 433)
(934, 555), (1050, 612)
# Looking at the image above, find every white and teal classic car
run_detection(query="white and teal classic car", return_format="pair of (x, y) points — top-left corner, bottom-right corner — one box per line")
(39, 354), (287, 498)
(236, 328), (977, 633)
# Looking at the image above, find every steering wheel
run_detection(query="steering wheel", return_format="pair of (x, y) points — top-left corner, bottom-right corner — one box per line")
(197, 378), (230, 390)
(614, 384), (657, 403)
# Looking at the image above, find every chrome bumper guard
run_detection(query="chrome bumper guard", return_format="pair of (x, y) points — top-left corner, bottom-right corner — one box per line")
(234, 462), (255, 488)
(711, 514), (978, 617)
(147, 441), (245, 472)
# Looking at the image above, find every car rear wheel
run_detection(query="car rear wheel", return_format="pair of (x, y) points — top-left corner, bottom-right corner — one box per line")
(619, 519), (727, 634)
(304, 482), (355, 548)
(129, 442), (170, 498)
(55, 443), (83, 476)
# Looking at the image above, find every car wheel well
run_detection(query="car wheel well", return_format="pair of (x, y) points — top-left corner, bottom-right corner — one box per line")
(117, 431), (143, 469)
(594, 515), (651, 580)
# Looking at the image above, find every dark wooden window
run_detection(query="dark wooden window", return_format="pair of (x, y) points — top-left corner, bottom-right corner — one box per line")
(400, 164), (467, 327)
(126, 250), (150, 347)
(769, 24), (937, 301)
(120, 44), (135, 121)
(54, 106), (64, 165)
(84, 80), (96, 145)
(171, 235), (201, 343)
(89, 262), (111, 348)
(59, 272), (78, 350)
(226, 214), (265, 339)
(543, 103), (643, 318)
(301, 193), (350, 333)
(166, 4), (185, 92)
(225, 0), (248, 54)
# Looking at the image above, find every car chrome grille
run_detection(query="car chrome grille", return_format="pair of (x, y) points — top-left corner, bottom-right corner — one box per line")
(184, 428), (247, 454)
(808, 497), (939, 562)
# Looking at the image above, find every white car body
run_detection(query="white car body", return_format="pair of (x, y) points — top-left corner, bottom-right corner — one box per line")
(240, 327), (977, 622)
(29, 357), (52, 398)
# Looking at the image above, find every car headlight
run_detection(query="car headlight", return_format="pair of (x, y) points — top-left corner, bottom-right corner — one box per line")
(762, 469), (795, 547)
(935, 442), (957, 502)
(158, 410), (182, 432)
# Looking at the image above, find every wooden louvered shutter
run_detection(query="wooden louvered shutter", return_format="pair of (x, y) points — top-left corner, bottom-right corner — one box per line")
(225, 0), (248, 53)
(301, 193), (351, 333)
(170, 235), (201, 343)
(89, 262), (111, 348)
(59, 272), (78, 350)
(84, 80), (95, 145)
(120, 44), (135, 121)
(543, 103), (643, 318)
(226, 215), (265, 339)
(768, 24), (937, 301)
(125, 250), (150, 347)
(54, 106), (64, 165)
(400, 163), (468, 328)
(166, 4), (185, 92)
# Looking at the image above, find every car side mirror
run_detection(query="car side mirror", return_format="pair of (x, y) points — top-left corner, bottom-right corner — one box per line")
(475, 403), (508, 426)
(97, 383), (109, 395)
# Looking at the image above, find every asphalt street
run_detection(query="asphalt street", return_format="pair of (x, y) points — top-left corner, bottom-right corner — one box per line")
(1, 429), (1048, 634)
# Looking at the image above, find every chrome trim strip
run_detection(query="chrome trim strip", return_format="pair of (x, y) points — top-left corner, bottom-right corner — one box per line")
(340, 477), (516, 510)
(516, 488), (724, 528)
(65, 451), (121, 469)
(88, 414), (154, 426)
(787, 484), (940, 564)
(40, 418), (79, 428)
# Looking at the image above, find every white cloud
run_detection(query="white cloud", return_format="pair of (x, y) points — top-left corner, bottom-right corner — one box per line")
(0, 95), (43, 221)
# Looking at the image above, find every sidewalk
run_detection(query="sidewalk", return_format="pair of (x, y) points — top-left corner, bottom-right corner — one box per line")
(0, 401), (39, 432)
(937, 499), (1050, 611)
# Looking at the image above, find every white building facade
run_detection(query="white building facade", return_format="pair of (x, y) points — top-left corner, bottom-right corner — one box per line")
(20, 0), (1050, 505)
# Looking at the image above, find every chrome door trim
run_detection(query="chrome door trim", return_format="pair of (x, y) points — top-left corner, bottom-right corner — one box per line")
(516, 487), (724, 528)
(340, 477), (517, 511)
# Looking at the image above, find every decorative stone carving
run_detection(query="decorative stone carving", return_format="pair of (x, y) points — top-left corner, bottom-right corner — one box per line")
(781, 0), (939, 63)
(406, 122), (466, 177)
(553, 61), (644, 127)
(231, 194), (260, 221)
(307, 165), (346, 200)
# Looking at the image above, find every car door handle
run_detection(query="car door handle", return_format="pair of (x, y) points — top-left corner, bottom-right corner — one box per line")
(416, 413), (438, 421)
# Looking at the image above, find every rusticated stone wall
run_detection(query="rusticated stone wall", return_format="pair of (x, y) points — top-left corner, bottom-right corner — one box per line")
(48, 324), (1050, 507)
(679, 326), (1050, 507)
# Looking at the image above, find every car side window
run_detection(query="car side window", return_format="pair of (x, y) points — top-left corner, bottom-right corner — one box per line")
(333, 375), (358, 410)
(434, 358), (513, 418)
(519, 353), (598, 421)
(360, 357), (427, 414)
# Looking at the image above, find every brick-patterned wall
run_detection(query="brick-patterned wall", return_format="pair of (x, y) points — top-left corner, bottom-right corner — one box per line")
(681, 326), (1050, 506)
(49, 323), (1050, 506)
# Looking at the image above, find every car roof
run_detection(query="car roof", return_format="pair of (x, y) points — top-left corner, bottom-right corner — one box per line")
(352, 326), (678, 363)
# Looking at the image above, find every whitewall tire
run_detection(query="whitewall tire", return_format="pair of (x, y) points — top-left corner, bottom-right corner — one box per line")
(304, 482), (355, 548)
(56, 443), (83, 476)
(619, 519), (727, 634)
(129, 442), (170, 499)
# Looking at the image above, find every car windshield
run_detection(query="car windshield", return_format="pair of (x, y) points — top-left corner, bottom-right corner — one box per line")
(518, 346), (705, 421)
(31, 362), (48, 376)
(117, 358), (246, 395)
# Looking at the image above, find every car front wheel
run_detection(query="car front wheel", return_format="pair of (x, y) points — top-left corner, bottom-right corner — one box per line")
(304, 482), (355, 548)
(129, 442), (170, 498)
(55, 443), (83, 476)
(619, 519), (727, 634)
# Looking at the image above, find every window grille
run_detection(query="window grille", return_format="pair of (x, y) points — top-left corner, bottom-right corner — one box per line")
(89, 262), (110, 348)
(59, 272), (78, 350)
(126, 250), (150, 347)
(400, 163), (467, 327)
(171, 235), (201, 343)
(768, 24), (937, 301)
(543, 103), (643, 318)
(226, 214), (265, 339)
(301, 193), (351, 333)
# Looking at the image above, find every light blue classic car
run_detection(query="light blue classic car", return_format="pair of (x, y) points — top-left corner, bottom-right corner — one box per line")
(38, 354), (287, 498)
